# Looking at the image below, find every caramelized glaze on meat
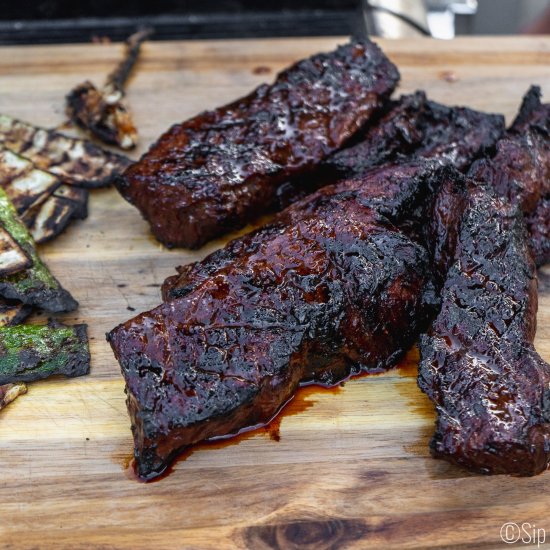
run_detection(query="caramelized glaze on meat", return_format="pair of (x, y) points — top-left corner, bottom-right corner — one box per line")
(109, 160), (448, 480)
(419, 178), (550, 475)
(276, 93), (504, 207)
(468, 87), (549, 266)
(115, 39), (399, 248)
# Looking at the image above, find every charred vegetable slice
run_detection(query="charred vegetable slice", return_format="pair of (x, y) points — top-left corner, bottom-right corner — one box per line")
(0, 147), (60, 214)
(0, 298), (32, 327)
(0, 187), (77, 312)
(22, 185), (88, 244)
(0, 147), (89, 243)
(0, 114), (131, 188)
(67, 28), (152, 150)
(0, 382), (26, 410)
(0, 321), (89, 384)
(0, 226), (30, 276)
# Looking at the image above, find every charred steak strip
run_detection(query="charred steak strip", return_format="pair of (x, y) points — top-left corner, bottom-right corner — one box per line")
(270, 92), (428, 209)
(275, 93), (504, 209)
(115, 39), (399, 248)
(419, 178), (550, 475)
(526, 196), (550, 266)
(321, 92), (427, 178)
(324, 93), (504, 178)
(413, 100), (504, 172)
(162, 159), (446, 301)
(109, 160), (448, 480)
(468, 86), (550, 266)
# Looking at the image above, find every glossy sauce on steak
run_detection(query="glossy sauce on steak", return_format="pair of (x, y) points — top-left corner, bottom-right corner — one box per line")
(274, 93), (505, 208)
(109, 160), (447, 480)
(115, 39), (399, 248)
(419, 177), (550, 475)
(468, 86), (550, 266)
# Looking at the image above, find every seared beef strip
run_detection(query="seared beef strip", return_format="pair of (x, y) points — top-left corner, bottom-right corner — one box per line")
(327, 94), (504, 176)
(162, 97), (505, 301)
(115, 39), (399, 248)
(275, 93), (504, 209)
(468, 86), (549, 266)
(526, 196), (550, 266)
(419, 177), (550, 475)
(109, 160), (449, 480)
(270, 92), (428, 208)
(162, 159), (445, 301)
(322, 92), (427, 177)
(413, 100), (504, 172)
(510, 85), (550, 135)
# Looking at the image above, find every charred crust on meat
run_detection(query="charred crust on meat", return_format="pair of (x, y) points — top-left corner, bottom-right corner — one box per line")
(419, 180), (550, 475)
(109, 159), (453, 479)
(115, 39), (400, 248)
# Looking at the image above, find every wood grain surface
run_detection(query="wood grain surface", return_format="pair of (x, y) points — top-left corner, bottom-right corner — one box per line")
(0, 36), (550, 550)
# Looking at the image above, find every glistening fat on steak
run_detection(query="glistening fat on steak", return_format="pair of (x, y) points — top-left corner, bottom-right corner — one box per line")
(419, 177), (550, 475)
(115, 39), (400, 248)
(108, 159), (450, 480)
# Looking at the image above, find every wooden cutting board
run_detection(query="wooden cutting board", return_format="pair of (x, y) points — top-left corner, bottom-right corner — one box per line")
(0, 36), (549, 550)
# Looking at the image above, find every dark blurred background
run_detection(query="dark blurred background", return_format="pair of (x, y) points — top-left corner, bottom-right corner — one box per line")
(1, 0), (549, 44)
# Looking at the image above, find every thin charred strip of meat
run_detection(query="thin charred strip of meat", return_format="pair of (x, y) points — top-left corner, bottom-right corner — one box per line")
(468, 86), (549, 265)
(326, 94), (504, 177)
(116, 39), (400, 248)
(419, 177), (550, 475)
(272, 92), (429, 208)
(0, 115), (130, 188)
(413, 100), (504, 171)
(163, 159), (447, 302)
(510, 85), (550, 135)
(275, 93), (504, 209)
(109, 159), (449, 480)
(526, 196), (550, 266)
(322, 92), (427, 177)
